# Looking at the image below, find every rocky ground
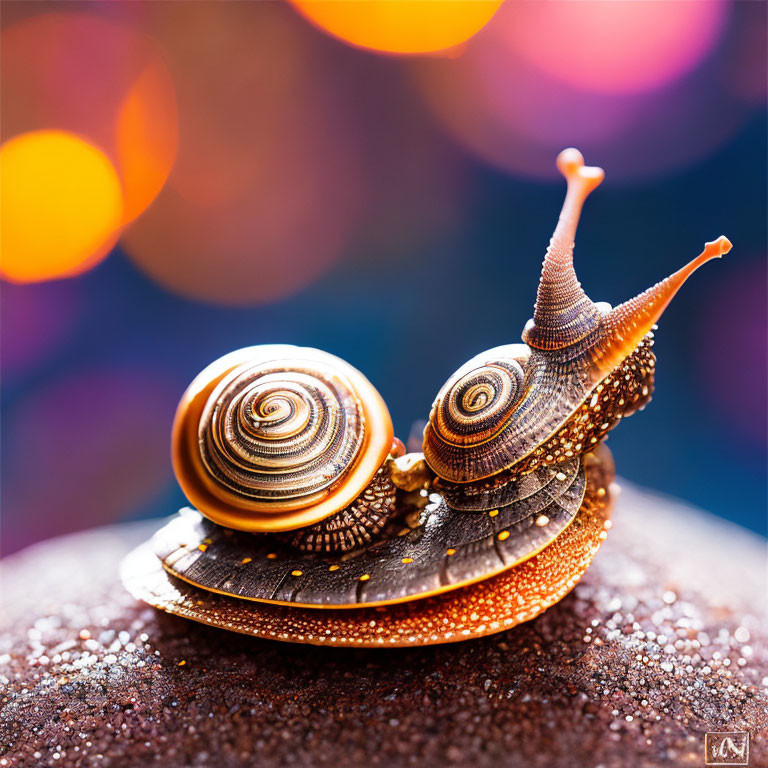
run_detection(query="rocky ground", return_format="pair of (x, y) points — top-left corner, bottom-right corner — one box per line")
(1, 483), (766, 768)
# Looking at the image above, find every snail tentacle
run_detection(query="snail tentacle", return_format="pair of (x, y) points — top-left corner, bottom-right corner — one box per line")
(522, 148), (605, 351)
(590, 236), (732, 378)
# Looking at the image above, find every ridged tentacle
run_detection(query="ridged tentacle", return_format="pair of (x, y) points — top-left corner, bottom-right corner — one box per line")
(522, 148), (605, 351)
(590, 237), (732, 377)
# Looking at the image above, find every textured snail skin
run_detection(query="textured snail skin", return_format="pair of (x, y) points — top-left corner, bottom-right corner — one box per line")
(424, 148), (732, 485)
(281, 467), (397, 553)
(123, 446), (614, 645)
(152, 455), (584, 608)
(425, 335), (656, 484)
(172, 345), (394, 533)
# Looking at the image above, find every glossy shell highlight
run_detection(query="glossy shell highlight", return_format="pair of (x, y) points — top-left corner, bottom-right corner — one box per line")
(172, 345), (394, 532)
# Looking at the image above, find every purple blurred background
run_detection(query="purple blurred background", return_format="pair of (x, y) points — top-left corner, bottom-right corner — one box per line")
(1, 1), (766, 556)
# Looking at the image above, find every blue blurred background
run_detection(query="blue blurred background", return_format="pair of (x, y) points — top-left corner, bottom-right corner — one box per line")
(1, 1), (765, 555)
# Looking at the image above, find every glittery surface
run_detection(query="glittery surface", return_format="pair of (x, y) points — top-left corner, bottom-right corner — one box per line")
(1, 485), (766, 767)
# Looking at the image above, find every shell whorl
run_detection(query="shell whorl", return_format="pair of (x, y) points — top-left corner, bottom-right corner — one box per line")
(423, 346), (531, 483)
(199, 364), (363, 504)
(173, 346), (394, 533)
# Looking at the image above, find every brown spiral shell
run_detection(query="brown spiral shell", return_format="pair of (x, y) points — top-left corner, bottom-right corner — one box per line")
(423, 345), (532, 483)
(172, 346), (393, 532)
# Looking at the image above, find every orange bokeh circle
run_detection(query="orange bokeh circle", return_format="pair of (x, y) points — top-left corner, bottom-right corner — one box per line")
(0, 130), (123, 283)
(1, 12), (178, 227)
(289, 0), (503, 55)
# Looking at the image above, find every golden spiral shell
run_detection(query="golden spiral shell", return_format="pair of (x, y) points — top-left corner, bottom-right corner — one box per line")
(423, 345), (532, 483)
(172, 346), (394, 532)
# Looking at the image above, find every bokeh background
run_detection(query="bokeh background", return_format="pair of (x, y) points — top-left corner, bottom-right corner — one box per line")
(1, 0), (765, 556)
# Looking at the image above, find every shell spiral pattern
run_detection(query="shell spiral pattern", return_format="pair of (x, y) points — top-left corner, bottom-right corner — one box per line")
(172, 345), (395, 533)
(199, 363), (363, 505)
(425, 353), (528, 483)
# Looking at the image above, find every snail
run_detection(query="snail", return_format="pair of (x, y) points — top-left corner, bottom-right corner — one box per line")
(424, 148), (732, 511)
(122, 149), (730, 648)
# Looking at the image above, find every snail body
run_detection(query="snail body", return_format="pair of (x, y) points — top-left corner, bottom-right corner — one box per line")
(151, 453), (586, 607)
(123, 149), (730, 647)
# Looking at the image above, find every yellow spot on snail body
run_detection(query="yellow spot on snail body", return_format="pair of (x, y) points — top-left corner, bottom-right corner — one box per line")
(291, 569), (303, 577)
(359, 574), (371, 581)
(178, 660), (186, 666)
(197, 544), (208, 552)
(497, 531), (510, 541)
(446, 548), (456, 556)
(401, 557), (413, 564)
(328, 564), (340, 571)
(488, 509), (499, 518)
(240, 557), (252, 565)
(266, 553), (278, 560)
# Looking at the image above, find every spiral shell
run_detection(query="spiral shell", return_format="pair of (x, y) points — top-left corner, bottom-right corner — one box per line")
(173, 346), (394, 532)
(424, 345), (532, 483)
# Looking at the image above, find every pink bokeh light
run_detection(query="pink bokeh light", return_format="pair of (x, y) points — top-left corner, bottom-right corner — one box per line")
(1, 281), (82, 380)
(121, 2), (362, 305)
(497, 0), (729, 95)
(412, 3), (747, 182)
(2, 368), (179, 554)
